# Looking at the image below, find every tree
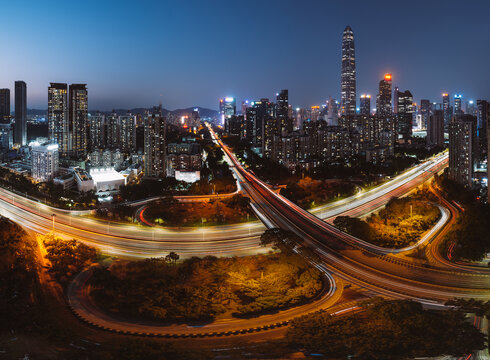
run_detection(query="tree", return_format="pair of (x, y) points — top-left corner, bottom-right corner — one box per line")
(165, 251), (180, 265)
(260, 228), (300, 253)
(287, 298), (485, 359)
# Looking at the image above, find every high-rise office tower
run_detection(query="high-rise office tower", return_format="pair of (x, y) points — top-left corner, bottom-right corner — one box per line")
(477, 100), (489, 163)
(376, 74), (395, 143)
(120, 114), (136, 152)
(69, 84), (88, 157)
(449, 115), (477, 187)
(241, 100), (250, 120)
(427, 110), (444, 147)
(14, 81), (27, 146)
(247, 99), (272, 150)
(477, 100), (488, 131)
(396, 90), (414, 140)
(144, 109), (166, 178)
(376, 74), (392, 118)
(360, 94), (371, 116)
(454, 94), (462, 116)
(219, 97), (236, 125)
(327, 97), (339, 125)
(48, 83), (69, 155)
(442, 93), (452, 127)
(275, 90), (290, 134)
(0, 89), (10, 124)
(341, 26), (356, 116)
(393, 87), (399, 114)
(420, 99), (431, 130)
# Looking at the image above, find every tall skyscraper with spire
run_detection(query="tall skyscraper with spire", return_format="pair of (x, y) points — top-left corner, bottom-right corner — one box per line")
(341, 25), (356, 116)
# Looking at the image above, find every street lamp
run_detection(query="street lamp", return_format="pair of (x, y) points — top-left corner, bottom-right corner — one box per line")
(51, 214), (56, 239)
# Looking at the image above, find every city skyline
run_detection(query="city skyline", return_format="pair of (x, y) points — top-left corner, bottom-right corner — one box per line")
(1, 0), (489, 110)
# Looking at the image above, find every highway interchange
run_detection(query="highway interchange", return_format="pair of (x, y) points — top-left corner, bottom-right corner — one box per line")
(1, 125), (490, 350)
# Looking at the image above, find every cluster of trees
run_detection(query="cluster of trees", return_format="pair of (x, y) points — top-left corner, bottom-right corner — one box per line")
(280, 177), (356, 209)
(43, 237), (98, 285)
(144, 194), (253, 227)
(433, 176), (490, 261)
(90, 250), (322, 322)
(0, 217), (40, 331)
(396, 145), (445, 161)
(444, 203), (490, 261)
(334, 197), (440, 248)
(287, 298), (485, 359)
(118, 177), (190, 202)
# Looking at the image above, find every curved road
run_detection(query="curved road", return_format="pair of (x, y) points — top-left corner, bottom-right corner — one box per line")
(211, 125), (490, 303)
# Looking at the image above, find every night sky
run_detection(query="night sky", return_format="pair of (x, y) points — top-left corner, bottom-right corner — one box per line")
(1, 0), (489, 111)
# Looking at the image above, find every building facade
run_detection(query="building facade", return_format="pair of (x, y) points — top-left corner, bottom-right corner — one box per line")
(449, 115), (477, 187)
(48, 83), (69, 156)
(360, 95), (371, 116)
(341, 25), (356, 116)
(427, 110), (444, 147)
(31, 143), (59, 182)
(144, 112), (166, 178)
(69, 84), (88, 158)
(396, 89), (414, 140)
(14, 81), (27, 146)
(0, 89), (10, 124)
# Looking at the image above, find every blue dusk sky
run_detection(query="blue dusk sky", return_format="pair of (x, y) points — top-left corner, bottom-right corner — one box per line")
(1, 0), (489, 110)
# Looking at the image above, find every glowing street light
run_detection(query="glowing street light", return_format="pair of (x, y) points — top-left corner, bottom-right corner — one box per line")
(51, 214), (56, 239)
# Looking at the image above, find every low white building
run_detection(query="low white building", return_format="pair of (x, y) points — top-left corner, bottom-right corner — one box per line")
(175, 170), (200, 183)
(31, 144), (59, 182)
(90, 168), (126, 193)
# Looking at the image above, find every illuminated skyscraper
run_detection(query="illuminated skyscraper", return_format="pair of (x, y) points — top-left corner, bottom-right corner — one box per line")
(477, 100), (488, 132)
(396, 90), (414, 140)
(88, 114), (105, 150)
(327, 97), (339, 125)
(376, 74), (392, 118)
(420, 99), (431, 130)
(48, 83), (69, 155)
(427, 110), (444, 147)
(247, 99), (272, 149)
(341, 25), (356, 116)
(219, 97), (236, 124)
(144, 108), (166, 178)
(106, 113), (119, 150)
(376, 74), (395, 143)
(69, 84), (88, 157)
(0, 89), (10, 124)
(120, 114), (136, 152)
(449, 115), (477, 187)
(466, 100), (477, 117)
(14, 81), (27, 146)
(442, 93), (452, 127)
(275, 89), (290, 134)
(31, 143), (59, 182)
(454, 94), (462, 116)
(360, 95), (371, 116)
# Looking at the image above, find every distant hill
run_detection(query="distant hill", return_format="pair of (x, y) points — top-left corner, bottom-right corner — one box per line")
(27, 106), (218, 118)
(90, 106), (218, 118)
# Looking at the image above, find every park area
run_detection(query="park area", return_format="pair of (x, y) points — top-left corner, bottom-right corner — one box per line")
(143, 194), (255, 227)
(89, 252), (324, 322)
(334, 197), (440, 248)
